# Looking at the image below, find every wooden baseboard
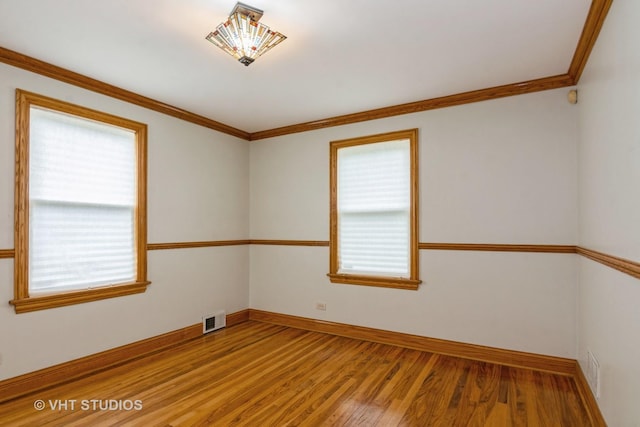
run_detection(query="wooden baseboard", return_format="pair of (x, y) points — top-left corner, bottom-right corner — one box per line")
(574, 360), (608, 426)
(226, 308), (250, 326)
(248, 309), (609, 423)
(0, 309), (248, 403)
(249, 309), (576, 375)
(248, 309), (610, 423)
(0, 307), (606, 424)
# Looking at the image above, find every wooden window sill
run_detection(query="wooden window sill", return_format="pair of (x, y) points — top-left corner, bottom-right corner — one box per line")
(327, 274), (421, 290)
(9, 281), (150, 313)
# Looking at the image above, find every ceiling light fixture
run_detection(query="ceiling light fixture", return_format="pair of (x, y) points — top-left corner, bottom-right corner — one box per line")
(205, 2), (286, 66)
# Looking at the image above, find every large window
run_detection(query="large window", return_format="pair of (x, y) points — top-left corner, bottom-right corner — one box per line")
(328, 129), (420, 289)
(12, 89), (149, 313)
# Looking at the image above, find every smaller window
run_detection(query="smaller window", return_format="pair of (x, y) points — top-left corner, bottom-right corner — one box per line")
(328, 129), (420, 290)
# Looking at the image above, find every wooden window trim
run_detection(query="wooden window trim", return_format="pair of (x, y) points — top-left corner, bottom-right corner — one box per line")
(328, 129), (421, 290)
(11, 89), (149, 313)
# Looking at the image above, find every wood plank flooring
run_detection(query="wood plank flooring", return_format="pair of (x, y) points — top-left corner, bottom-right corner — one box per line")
(0, 321), (594, 426)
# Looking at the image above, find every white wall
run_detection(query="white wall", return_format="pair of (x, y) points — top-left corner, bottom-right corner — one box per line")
(577, 0), (640, 424)
(250, 88), (579, 358)
(0, 63), (250, 380)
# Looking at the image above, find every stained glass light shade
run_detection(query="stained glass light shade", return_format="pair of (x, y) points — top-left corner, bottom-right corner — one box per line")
(206, 11), (286, 66)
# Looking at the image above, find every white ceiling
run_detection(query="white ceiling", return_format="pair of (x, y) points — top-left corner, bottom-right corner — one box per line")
(0, 0), (591, 134)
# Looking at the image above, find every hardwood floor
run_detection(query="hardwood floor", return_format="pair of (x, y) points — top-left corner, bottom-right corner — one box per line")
(0, 321), (594, 426)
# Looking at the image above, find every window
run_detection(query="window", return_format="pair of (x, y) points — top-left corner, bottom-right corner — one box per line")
(11, 89), (149, 313)
(328, 129), (420, 290)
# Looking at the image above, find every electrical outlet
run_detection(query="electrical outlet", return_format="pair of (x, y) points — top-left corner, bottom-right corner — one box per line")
(587, 350), (601, 399)
(315, 302), (327, 311)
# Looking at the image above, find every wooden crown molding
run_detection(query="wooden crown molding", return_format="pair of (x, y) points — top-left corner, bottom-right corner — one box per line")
(0, 43), (573, 142)
(568, 0), (614, 84)
(0, 46), (250, 140)
(0, 44), (575, 142)
(0, 1), (612, 142)
(249, 74), (574, 140)
(249, 0), (613, 140)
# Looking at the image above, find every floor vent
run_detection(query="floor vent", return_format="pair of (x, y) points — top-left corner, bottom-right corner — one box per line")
(203, 310), (226, 334)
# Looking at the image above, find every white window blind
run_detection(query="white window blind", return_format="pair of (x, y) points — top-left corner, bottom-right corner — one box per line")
(29, 107), (137, 293)
(337, 139), (410, 277)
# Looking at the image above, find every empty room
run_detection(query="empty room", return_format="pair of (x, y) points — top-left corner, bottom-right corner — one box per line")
(0, 0), (638, 425)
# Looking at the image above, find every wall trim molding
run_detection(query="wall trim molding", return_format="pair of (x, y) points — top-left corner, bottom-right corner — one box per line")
(6, 242), (640, 282)
(152, 241), (640, 283)
(0, 46), (250, 140)
(0, 309), (249, 404)
(5, 241), (577, 253)
(576, 246), (640, 279)
(250, 239), (330, 247)
(420, 242), (576, 253)
(249, 309), (576, 374)
(0, 249), (14, 259)
(147, 240), (251, 250)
